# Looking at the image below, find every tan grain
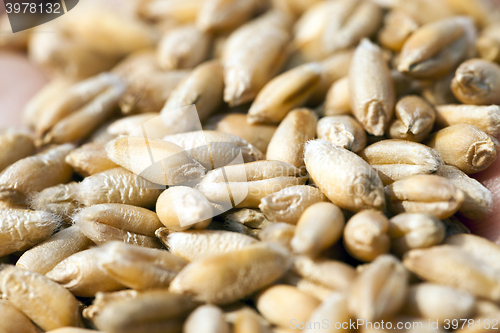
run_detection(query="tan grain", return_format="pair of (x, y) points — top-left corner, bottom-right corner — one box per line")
(348, 254), (409, 321)
(0, 144), (74, 205)
(156, 228), (257, 262)
(16, 226), (93, 274)
(388, 95), (436, 142)
(0, 265), (82, 330)
(426, 124), (499, 174)
(343, 210), (390, 262)
(304, 140), (385, 212)
(259, 185), (327, 224)
(247, 63), (322, 124)
(388, 213), (445, 256)
(169, 243), (289, 304)
(359, 139), (443, 185)
(437, 165), (493, 219)
(291, 202), (344, 257)
(385, 175), (464, 219)
(349, 39), (395, 136)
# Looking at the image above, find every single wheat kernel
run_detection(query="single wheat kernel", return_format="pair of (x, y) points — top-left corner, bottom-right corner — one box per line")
(385, 175), (464, 219)
(0, 144), (74, 205)
(0, 130), (35, 173)
(258, 222), (296, 252)
(247, 63), (322, 124)
(161, 61), (224, 134)
(388, 213), (446, 256)
(46, 248), (126, 297)
(403, 245), (500, 301)
(163, 130), (263, 169)
(157, 25), (211, 70)
(97, 241), (187, 290)
(169, 243), (289, 304)
(75, 167), (163, 208)
(304, 140), (385, 212)
(259, 185), (327, 225)
(421, 72), (459, 106)
(388, 95), (436, 142)
(16, 226), (93, 274)
(304, 293), (351, 333)
(343, 210), (390, 262)
(184, 305), (230, 333)
(398, 17), (476, 79)
(291, 202), (344, 257)
(317, 115), (367, 152)
(106, 136), (205, 185)
(437, 165), (493, 219)
(324, 77), (351, 116)
(451, 59), (500, 105)
(401, 283), (476, 322)
(292, 256), (356, 291)
(222, 11), (291, 106)
(73, 204), (163, 248)
(0, 299), (43, 333)
(349, 39), (395, 136)
(256, 285), (320, 328)
(65, 142), (118, 177)
(348, 254), (409, 321)
(90, 289), (197, 333)
(378, 10), (419, 52)
(0, 209), (60, 257)
(113, 50), (190, 114)
(266, 108), (318, 168)
(0, 265), (83, 330)
(426, 124), (499, 174)
(435, 104), (500, 136)
(156, 228), (257, 262)
(359, 139), (443, 185)
(156, 186), (213, 231)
